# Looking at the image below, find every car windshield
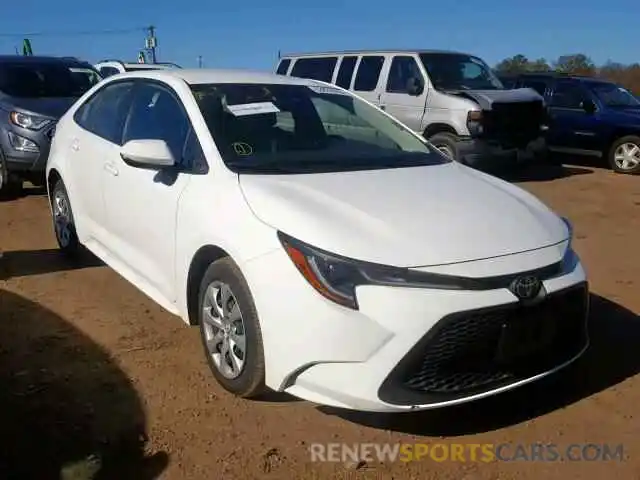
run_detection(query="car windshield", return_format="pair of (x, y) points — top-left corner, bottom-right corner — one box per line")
(68, 67), (102, 92)
(0, 62), (95, 98)
(419, 53), (504, 91)
(190, 82), (448, 174)
(588, 82), (640, 108)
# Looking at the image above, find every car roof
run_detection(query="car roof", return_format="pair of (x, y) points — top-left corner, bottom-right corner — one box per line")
(108, 68), (322, 86)
(279, 49), (474, 58)
(0, 55), (92, 68)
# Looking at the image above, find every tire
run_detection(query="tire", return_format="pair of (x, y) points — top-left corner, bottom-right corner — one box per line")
(607, 135), (640, 174)
(0, 149), (23, 201)
(198, 257), (266, 398)
(51, 180), (80, 256)
(427, 132), (460, 162)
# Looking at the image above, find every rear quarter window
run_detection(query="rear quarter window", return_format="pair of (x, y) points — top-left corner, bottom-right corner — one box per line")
(276, 59), (291, 75)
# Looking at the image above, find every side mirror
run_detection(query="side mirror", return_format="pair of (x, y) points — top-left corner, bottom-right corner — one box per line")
(120, 139), (176, 169)
(581, 99), (596, 114)
(406, 77), (424, 96)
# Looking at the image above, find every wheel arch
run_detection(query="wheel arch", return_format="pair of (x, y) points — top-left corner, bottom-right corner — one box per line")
(423, 123), (459, 139)
(186, 244), (232, 326)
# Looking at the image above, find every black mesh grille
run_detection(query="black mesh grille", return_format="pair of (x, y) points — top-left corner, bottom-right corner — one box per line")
(379, 283), (589, 405)
(481, 100), (546, 148)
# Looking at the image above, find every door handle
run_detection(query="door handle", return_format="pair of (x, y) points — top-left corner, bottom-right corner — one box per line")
(104, 163), (119, 176)
(71, 139), (79, 151)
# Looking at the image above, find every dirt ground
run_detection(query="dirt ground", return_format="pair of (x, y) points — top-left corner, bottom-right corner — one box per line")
(1, 161), (639, 480)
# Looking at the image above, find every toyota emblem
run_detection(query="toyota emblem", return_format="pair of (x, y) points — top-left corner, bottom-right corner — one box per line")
(509, 275), (542, 301)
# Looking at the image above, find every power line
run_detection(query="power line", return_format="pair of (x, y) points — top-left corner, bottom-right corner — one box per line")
(0, 27), (145, 38)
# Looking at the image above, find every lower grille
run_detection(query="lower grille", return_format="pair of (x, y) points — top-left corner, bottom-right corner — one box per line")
(481, 100), (546, 148)
(378, 283), (589, 405)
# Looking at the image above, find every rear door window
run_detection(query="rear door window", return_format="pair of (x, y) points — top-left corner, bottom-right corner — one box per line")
(520, 79), (548, 96)
(74, 81), (135, 144)
(290, 57), (338, 83)
(550, 81), (585, 109)
(354, 56), (385, 92)
(335, 56), (357, 89)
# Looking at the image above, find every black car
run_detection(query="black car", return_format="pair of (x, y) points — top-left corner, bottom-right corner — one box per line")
(500, 72), (640, 174)
(0, 55), (102, 197)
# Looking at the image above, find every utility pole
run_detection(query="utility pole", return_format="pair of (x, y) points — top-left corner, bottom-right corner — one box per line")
(197, 55), (203, 68)
(145, 25), (157, 63)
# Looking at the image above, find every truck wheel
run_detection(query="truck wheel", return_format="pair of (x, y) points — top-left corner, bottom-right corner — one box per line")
(427, 132), (460, 162)
(608, 135), (640, 174)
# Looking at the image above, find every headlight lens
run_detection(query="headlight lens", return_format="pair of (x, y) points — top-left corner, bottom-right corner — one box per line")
(278, 232), (481, 310)
(9, 111), (52, 130)
(560, 216), (577, 274)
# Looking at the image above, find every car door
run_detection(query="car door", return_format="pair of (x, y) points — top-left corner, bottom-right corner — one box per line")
(546, 80), (601, 153)
(378, 55), (428, 132)
(101, 80), (194, 302)
(351, 55), (386, 107)
(68, 80), (135, 243)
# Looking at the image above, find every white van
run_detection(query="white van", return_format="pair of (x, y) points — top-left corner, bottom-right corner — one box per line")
(276, 50), (547, 167)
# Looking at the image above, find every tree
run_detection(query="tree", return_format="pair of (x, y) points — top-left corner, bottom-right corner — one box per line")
(553, 54), (596, 75)
(529, 58), (551, 72)
(494, 54), (530, 74)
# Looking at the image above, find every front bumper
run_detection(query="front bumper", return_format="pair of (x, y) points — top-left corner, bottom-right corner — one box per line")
(458, 136), (547, 169)
(1, 125), (55, 175)
(242, 246), (589, 412)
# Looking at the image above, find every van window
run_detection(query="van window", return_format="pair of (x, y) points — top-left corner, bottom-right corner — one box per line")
(354, 56), (384, 92)
(276, 59), (291, 75)
(335, 56), (357, 89)
(290, 57), (337, 83)
(386, 56), (424, 93)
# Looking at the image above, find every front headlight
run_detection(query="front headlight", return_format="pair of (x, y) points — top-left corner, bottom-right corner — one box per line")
(278, 231), (484, 310)
(560, 216), (578, 274)
(9, 111), (52, 130)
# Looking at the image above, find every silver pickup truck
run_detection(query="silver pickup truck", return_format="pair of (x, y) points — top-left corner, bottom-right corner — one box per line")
(275, 49), (547, 169)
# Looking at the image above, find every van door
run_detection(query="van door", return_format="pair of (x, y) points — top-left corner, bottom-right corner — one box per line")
(351, 55), (386, 106)
(378, 54), (428, 133)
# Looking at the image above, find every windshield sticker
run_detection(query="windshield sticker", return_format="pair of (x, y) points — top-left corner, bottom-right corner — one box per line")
(232, 142), (253, 156)
(225, 102), (280, 116)
(307, 84), (349, 96)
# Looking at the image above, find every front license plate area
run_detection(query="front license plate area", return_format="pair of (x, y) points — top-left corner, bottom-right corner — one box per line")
(495, 310), (557, 364)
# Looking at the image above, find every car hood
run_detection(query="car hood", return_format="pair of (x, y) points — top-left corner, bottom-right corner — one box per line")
(447, 88), (544, 109)
(5, 96), (78, 119)
(238, 163), (569, 267)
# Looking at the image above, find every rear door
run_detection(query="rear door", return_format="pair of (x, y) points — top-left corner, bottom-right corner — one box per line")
(68, 80), (135, 242)
(546, 80), (601, 153)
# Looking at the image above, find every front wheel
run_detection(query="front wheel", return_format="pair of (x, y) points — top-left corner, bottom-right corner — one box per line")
(0, 150), (23, 200)
(51, 180), (80, 256)
(198, 257), (266, 398)
(608, 135), (640, 174)
(427, 132), (460, 162)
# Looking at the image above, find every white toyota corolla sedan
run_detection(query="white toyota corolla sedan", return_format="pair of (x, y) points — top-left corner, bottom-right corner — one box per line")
(45, 68), (589, 412)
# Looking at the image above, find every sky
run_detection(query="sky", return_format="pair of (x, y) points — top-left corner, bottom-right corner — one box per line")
(0, 0), (637, 71)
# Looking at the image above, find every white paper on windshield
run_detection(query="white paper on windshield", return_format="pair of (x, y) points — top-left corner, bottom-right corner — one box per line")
(307, 84), (349, 96)
(226, 102), (280, 116)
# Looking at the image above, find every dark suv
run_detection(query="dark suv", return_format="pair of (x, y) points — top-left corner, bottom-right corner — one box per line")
(500, 72), (640, 174)
(0, 55), (102, 196)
